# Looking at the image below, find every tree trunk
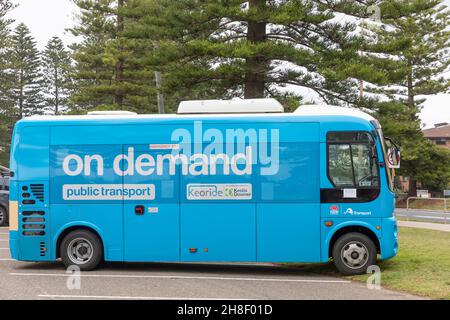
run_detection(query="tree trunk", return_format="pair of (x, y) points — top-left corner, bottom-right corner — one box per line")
(114, 0), (125, 107)
(54, 67), (59, 115)
(19, 69), (23, 118)
(408, 177), (417, 197)
(244, 0), (267, 99)
(406, 61), (416, 120)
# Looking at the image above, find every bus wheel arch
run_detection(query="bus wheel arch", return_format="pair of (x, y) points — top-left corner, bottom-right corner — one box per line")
(328, 225), (380, 259)
(56, 226), (105, 264)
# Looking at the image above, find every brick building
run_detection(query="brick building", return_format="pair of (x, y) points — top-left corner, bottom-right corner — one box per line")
(423, 122), (450, 149)
(396, 122), (450, 195)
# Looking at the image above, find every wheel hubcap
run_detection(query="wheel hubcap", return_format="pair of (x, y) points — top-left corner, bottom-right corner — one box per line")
(341, 241), (369, 269)
(67, 238), (94, 265)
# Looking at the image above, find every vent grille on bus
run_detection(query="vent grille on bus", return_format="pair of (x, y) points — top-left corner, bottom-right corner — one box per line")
(23, 211), (45, 216)
(30, 184), (45, 202)
(40, 242), (46, 257)
(22, 211), (46, 237)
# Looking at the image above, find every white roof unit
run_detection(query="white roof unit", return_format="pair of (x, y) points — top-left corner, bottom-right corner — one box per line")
(294, 105), (375, 122)
(87, 111), (138, 116)
(177, 98), (284, 114)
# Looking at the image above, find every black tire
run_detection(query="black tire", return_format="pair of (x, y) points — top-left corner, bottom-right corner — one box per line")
(60, 230), (103, 271)
(332, 232), (377, 276)
(0, 206), (7, 226)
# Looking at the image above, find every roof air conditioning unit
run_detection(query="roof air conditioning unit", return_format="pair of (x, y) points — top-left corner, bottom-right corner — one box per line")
(177, 98), (284, 114)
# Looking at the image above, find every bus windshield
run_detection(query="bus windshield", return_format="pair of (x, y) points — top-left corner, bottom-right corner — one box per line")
(370, 120), (395, 192)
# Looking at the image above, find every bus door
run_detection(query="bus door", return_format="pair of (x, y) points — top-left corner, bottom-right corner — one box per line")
(321, 131), (382, 220)
(123, 145), (180, 262)
(257, 139), (322, 262)
(179, 142), (257, 262)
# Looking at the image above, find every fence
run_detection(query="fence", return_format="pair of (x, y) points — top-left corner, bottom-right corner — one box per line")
(395, 197), (450, 224)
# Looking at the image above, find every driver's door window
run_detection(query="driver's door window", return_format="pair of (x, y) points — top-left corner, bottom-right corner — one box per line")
(329, 144), (354, 187)
(352, 144), (378, 187)
(327, 132), (379, 189)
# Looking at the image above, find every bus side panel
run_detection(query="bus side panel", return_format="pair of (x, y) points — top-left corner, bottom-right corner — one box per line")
(8, 124), (20, 259)
(257, 141), (321, 262)
(17, 126), (50, 181)
(123, 145), (180, 262)
(124, 203), (180, 262)
(180, 204), (256, 262)
(50, 204), (123, 261)
(257, 204), (320, 262)
(49, 144), (124, 262)
(15, 126), (52, 261)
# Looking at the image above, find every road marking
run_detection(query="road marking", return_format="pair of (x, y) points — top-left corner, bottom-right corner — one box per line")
(0, 259), (13, 261)
(38, 294), (247, 300)
(0, 248), (9, 250)
(396, 213), (448, 217)
(10, 272), (351, 284)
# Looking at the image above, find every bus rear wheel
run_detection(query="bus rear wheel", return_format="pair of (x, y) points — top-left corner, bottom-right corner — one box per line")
(60, 230), (103, 271)
(332, 232), (377, 276)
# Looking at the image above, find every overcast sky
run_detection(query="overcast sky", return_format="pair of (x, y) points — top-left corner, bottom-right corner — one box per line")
(8, 0), (450, 127)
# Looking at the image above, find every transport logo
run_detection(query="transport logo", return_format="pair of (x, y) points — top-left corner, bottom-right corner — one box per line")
(344, 208), (372, 216)
(187, 184), (252, 200)
(330, 205), (339, 215)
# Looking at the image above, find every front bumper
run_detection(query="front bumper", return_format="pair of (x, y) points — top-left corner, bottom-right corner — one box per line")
(380, 216), (398, 260)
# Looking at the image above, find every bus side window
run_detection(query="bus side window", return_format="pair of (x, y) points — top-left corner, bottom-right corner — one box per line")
(329, 144), (354, 187)
(327, 132), (380, 189)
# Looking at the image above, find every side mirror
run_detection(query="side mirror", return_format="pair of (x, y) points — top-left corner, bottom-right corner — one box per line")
(387, 147), (401, 169)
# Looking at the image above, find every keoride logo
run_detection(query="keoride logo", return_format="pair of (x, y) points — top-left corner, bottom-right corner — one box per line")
(187, 184), (252, 200)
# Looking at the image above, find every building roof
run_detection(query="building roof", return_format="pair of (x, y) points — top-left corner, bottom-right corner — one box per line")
(423, 123), (450, 139)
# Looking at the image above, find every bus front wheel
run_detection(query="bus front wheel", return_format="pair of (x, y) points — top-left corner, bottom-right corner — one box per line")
(60, 230), (103, 271)
(332, 232), (377, 276)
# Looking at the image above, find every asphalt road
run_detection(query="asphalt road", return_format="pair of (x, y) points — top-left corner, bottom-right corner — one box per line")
(0, 227), (421, 300)
(395, 208), (450, 224)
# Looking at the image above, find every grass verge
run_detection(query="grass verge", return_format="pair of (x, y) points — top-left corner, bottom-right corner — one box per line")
(289, 227), (450, 300)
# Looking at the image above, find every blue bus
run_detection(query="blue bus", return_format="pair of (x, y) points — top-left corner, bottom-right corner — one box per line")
(8, 99), (400, 275)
